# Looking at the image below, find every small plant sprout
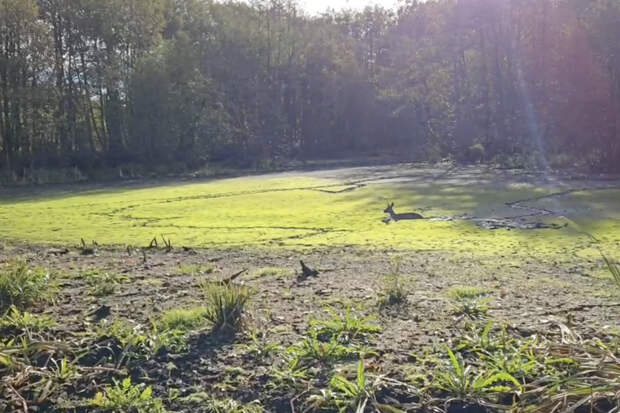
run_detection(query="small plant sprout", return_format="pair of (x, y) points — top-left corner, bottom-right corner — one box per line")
(291, 333), (359, 364)
(310, 360), (405, 413)
(310, 307), (381, 344)
(0, 306), (56, 333)
(91, 377), (166, 413)
(270, 355), (309, 391)
(49, 357), (80, 383)
(449, 288), (492, 320)
(434, 347), (522, 399)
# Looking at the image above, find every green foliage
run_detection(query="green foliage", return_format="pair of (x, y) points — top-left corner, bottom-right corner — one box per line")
(49, 357), (80, 383)
(310, 360), (404, 413)
(455, 322), (549, 381)
(155, 306), (209, 332)
(95, 316), (193, 362)
(0, 262), (55, 313)
(240, 328), (283, 358)
(91, 377), (166, 413)
(0, 306), (56, 333)
(270, 356), (309, 390)
(448, 286), (489, 301)
(329, 360), (374, 413)
(310, 307), (381, 344)
(451, 297), (492, 320)
(433, 347), (522, 398)
(199, 282), (253, 336)
(289, 333), (360, 364)
(1, 173), (619, 262)
(83, 269), (128, 297)
(95, 320), (150, 364)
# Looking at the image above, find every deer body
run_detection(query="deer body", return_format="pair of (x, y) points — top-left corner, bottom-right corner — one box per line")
(384, 203), (424, 221)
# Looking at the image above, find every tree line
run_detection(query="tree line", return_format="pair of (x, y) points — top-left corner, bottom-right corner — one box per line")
(1, 0), (619, 181)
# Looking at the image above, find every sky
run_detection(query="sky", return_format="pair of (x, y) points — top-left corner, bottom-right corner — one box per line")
(299, 0), (399, 15)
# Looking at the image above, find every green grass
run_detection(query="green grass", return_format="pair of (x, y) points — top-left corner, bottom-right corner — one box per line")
(83, 269), (128, 297)
(199, 282), (253, 336)
(0, 306), (56, 333)
(155, 306), (209, 331)
(310, 307), (381, 344)
(0, 171), (618, 259)
(448, 286), (489, 301)
(0, 262), (55, 313)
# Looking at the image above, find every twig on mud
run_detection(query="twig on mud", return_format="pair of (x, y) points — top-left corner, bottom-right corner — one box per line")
(292, 389), (310, 413)
(222, 268), (248, 285)
(7, 384), (28, 413)
(530, 302), (620, 318)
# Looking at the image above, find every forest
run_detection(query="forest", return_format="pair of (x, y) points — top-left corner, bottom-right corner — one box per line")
(1, 0), (619, 182)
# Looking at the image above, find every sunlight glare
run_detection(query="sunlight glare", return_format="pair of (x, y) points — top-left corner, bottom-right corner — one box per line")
(299, 0), (399, 14)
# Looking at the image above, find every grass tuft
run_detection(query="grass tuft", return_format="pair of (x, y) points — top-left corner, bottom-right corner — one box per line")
(0, 306), (56, 333)
(448, 286), (489, 301)
(199, 281), (253, 336)
(155, 306), (209, 331)
(310, 307), (381, 344)
(0, 261), (55, 313)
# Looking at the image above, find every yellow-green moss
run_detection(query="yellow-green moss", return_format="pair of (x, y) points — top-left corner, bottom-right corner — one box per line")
(0, 174), (618, 260)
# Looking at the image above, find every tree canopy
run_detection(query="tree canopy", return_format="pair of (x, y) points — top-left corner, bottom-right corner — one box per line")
(1, 0), (619, 180)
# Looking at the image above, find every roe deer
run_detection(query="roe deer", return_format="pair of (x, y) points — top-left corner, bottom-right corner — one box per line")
(384, 202), (424, 221)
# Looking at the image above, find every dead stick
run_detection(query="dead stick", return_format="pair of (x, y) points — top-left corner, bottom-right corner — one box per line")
(8, 384), (28, 413)
(223, 269), (248, 285)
